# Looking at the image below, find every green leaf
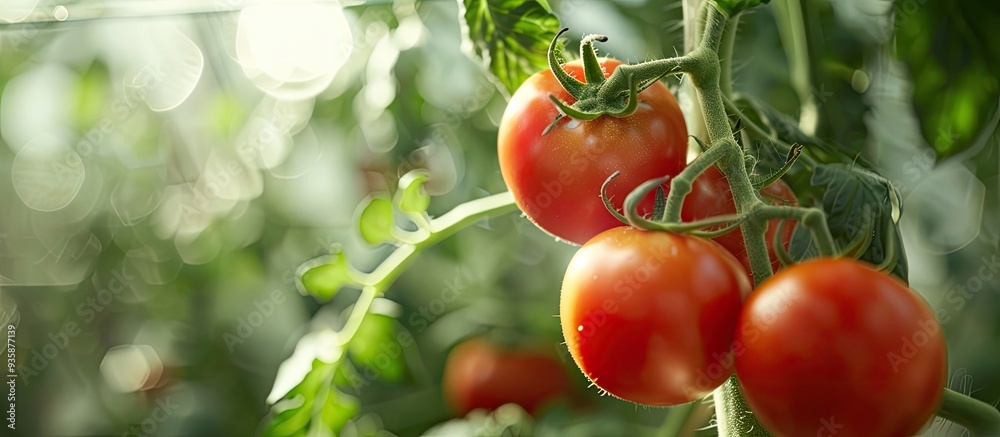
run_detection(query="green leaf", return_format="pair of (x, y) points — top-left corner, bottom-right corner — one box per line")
(734, 94), (867, 168)
(358, 195), (394, 245)
(788, 163), (908, 281)
(347, 313), (408, 383)
(396, 170), (431, 214)
(263, 360), (359, 437)
(896, 0), (1000, 156)
(458, 0), (560, 96)
(297, 251), (356, 300)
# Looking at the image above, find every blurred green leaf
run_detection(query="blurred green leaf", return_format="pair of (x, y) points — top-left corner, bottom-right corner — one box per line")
(347, 313), (408, 383)
(896, 0), (1000, 156)
(734, 94), (869, 167)
(396, 170), (431, 214)
(788, 164), (908, 281)
(209, 92), (249, 137)
(72, 62), (109, 131)
(358, 195), (394, 245)
(263, 360), (359, 437)
(458, 0), (560, 96)
(298, 251), (356, 300)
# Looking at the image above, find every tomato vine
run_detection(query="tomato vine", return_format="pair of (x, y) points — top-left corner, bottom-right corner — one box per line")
(281, 0), (1000, 435)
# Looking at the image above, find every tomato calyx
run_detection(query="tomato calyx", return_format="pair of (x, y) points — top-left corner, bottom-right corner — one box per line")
(544, 29), (682, 129)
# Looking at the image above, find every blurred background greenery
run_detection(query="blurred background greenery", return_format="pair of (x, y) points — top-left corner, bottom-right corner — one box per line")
(0, 0), (997, 435)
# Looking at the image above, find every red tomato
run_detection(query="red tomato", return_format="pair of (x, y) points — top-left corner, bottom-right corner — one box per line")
(735, 258), (946, 436)
(442, 337), (573, 416)
(560, 227), (751, 406)
(682, 165), (797, 276)
(498, 59), (688, 245)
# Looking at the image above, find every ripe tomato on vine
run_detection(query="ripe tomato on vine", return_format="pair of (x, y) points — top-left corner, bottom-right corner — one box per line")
(498, 58), (688, 245)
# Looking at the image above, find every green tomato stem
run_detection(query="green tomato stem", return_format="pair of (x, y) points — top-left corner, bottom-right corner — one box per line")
(757, 205), (839, 257)
(938, 388), (1000, 436)
(719, 14), (741, 100)
(599, 56), (693, 102)
(337, 285), (379, 346)
(343, 191), (518, 343)
(662, 140), (728, 222)
(687, 5), (775, 435)
(772, 0), (818, 135)
(714, 376), (769, 437)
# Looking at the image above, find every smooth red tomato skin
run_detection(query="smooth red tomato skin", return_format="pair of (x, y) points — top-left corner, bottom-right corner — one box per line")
(498, 59), (688, 245)
(682, 165), (797, 276)
(560, 227), (751, 406)
(735, 258), (946, 437)
(442, 337), (572, 416)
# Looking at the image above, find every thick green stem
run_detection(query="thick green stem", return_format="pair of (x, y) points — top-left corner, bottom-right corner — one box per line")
(688, 6), (773, 285)
(772, 0), (817, 135)
(720, 14), (740, 99)
(714, 377), (767, 437)
(689, 6), (774, 436)
(938, 388), (1000, 436)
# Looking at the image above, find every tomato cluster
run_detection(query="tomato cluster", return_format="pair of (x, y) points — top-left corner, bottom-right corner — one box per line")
(493, 61), (948, 435)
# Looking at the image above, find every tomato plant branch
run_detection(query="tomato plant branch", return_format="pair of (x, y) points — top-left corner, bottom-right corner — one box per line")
(719, 14), (740, 100)
(328, 191), (518, 347)
(938, 388), (1000, 436)
(772, 0), (818, 135)
(662, 139), (729, 222)
(337, 285), (378, 346)
(757, 205), (838, 256)
(682, 4), (790, 435)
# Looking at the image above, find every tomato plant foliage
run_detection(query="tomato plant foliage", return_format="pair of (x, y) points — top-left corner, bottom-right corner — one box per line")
(458, 0), (559, 95)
